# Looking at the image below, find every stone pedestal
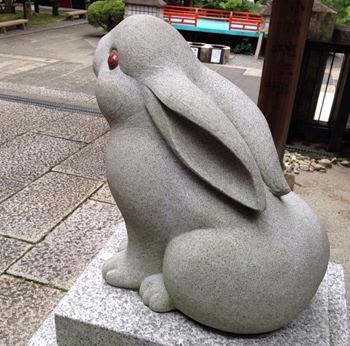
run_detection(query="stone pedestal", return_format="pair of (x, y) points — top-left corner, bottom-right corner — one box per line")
(26, 224), (349, 346)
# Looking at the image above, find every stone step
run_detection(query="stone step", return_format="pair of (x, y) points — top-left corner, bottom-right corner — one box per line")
(26, 224), (349, 346)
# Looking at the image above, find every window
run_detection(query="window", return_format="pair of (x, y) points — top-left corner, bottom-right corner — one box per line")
(129, 5), (157, 16)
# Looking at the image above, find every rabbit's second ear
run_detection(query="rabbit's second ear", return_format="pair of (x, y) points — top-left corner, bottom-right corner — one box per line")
(142, 73), (266, 212)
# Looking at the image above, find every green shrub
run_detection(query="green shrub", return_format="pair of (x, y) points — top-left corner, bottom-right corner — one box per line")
(87, 0), (125, 31)
(315, 0), (349, 26)
(194, 0), (259, 12)
(193, 0), (221, 9)
(233, 38), (252, 55)
(219, 0), (251, 12)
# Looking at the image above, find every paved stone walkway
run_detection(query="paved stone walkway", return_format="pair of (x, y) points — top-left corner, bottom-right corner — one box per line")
(0, 14), (348, 346)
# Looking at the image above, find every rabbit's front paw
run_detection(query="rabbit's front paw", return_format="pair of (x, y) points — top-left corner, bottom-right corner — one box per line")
(140, 274), (174, 312)
(102, 251), (147, 289)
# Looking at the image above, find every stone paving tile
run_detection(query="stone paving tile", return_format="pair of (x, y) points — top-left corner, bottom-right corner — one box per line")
(0, 132), (84, 184)
(90, 183), (116, 205)
(0, 172), (102, 243)
(0, 81), (97, 104)
(244, 68), (263, 77)
(203, 63), (220, 72)
(53, 133), (108, 181)
(215, 67), (260, 103)
(0, 178), (25, 203)
(0, 61), (46, 76)
(38, 65), (96, 90)
(229, 54), (264, 69)
(39, 75), (95, 92)
(0, 63), (37, 75)
(19, 36), (69, 49)
(0, 237), (31, 274)
(0, 100), (68, 145)
(73, 79), (97, 96)
(215, 65), (246, 83)
(8, 200), (123, 290)
(70, 65), (95, 78)
(11, 62), (47, 73)
(0, 53), (59, 64)
(2, 62), (85, 86)
(0, 275), (65, 346)
(0, 60), (14, 68)
(34, 112), (109, 143)
(42, 42), (95, 64)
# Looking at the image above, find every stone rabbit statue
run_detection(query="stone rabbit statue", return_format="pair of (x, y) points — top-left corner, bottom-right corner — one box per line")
(93, 14), (329, 334)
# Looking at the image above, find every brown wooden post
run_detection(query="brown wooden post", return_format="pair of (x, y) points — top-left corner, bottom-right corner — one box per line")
(258, 0), (313, 162)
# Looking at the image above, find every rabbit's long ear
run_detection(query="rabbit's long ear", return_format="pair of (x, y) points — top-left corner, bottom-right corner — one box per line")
(142, 71), (266, 212)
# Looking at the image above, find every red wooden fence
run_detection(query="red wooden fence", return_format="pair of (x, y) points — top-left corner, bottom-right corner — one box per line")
(163, 5), (262, 32)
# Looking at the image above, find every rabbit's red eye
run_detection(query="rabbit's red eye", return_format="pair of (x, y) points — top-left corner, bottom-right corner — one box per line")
(108, 50), (118, 70)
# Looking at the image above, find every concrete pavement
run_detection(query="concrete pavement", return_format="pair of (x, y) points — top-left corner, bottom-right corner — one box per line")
(0, 18), (348, 346)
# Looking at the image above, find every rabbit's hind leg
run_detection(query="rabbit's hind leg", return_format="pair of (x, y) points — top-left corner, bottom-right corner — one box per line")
(139, 274), (174, 312)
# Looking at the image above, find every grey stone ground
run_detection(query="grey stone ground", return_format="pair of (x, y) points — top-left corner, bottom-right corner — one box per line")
(0, 12), (349, 346)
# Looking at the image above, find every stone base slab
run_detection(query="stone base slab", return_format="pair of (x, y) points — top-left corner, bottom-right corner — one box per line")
(27, 224), (349, 346)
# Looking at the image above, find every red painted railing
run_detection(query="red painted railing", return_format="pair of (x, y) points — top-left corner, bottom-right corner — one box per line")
(163, 5), (262, 32)
(164, 10), (198, 26)
(228, 11), (261, 31)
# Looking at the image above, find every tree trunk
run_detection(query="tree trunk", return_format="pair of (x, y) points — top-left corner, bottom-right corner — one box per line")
(52, 4), (59, 15)
(5, 0), (15, 13)
(51, 0), (60, 16)
(25, 2), (33, 18)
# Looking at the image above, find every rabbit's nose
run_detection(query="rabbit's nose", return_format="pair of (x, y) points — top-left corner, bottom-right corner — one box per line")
(108, 50), (119, 70)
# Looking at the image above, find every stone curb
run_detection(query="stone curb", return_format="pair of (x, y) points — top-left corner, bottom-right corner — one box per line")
(0, 18), (88, 40)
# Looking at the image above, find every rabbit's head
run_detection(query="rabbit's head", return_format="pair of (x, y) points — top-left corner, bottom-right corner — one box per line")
(93, 30), (147, 126)
(94, 15), (201, 81)
(93, 15), (290, 212)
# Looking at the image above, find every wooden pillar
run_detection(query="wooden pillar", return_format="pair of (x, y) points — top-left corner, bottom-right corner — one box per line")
(258, 0), (313, 161)
(254, 31), (265, 60)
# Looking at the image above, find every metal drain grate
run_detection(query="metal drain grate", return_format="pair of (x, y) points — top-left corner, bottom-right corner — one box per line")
(285, 145), (334, 157)
(0, 93), (103, 117)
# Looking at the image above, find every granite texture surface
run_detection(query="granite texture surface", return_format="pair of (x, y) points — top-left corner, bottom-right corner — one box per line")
(35, 112), (109, 143)
(26, 224), (349, 346)
(328, 264), (350, 345)
(0, 172), (102, 242)
(0, 177), (25, 203)
(0, 133), (84, 183)
(53, 133), (108, 180)
(8, 199), (123, 290)
(0, 100), (67, 145)
(0, 275), (65, 346)
(91, 183), (116, 204)
(25, 314), (58, 346)
(0, 237), (31, 274)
